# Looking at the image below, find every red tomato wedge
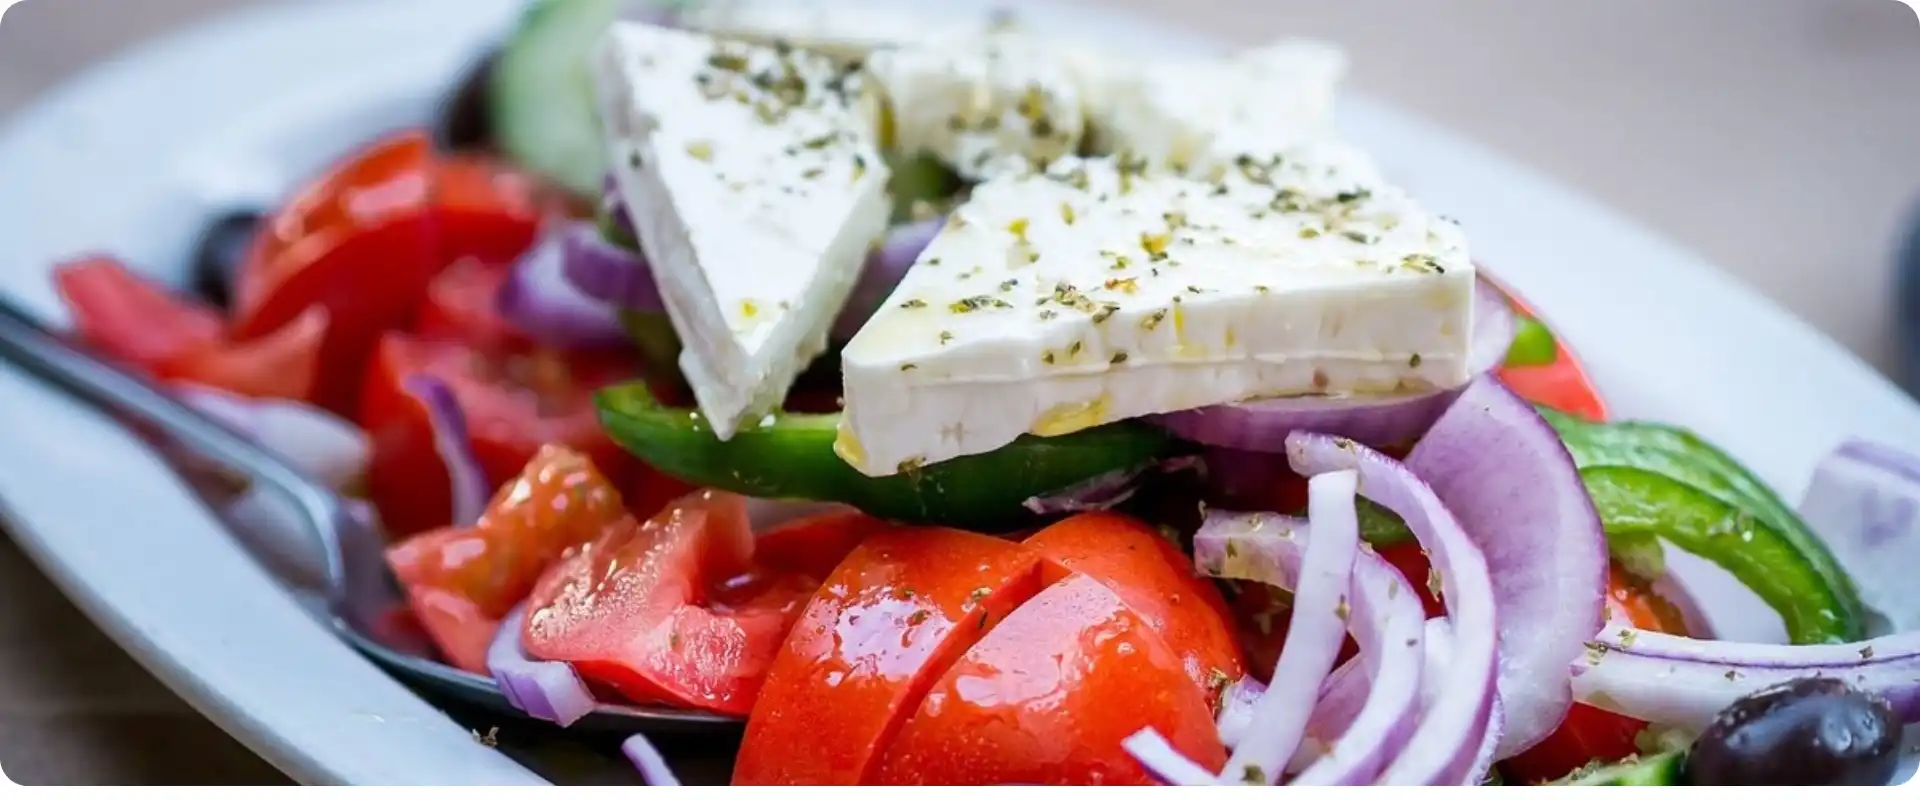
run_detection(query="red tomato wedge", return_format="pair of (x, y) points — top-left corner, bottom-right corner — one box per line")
(414, 258), (525, 352)
(385, 445), (627, 673)
(233, 130), (540, 412)
(54, 256), (326, 401)
(359, 332), (644, 535)
(523, 491), (869, 716)
(872, 573), (1228, 786)
(1022, 512), (1245, 704)
(1498, 564), (1690, 784)
(1489, 283), (1609, 422)
(733, 528), (1042, 786)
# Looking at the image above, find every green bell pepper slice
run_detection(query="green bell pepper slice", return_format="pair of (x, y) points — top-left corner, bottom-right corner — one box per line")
(1504, 317), (1559, 367)
(1580, 464), (1855, 644)
(1541, 408), (1864, 642)
(1552, 750), (1684, 786)
(596, 381), (1177, 531)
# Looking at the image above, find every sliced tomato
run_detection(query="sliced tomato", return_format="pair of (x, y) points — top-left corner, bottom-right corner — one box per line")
(733, 528), (1042, 785)
(1376, 542), (1448, 618)
(233, 130), (540, 412)
(1022, 512), (1245, 704)
(54, 257), (325, 401)
(523, 490), (849, 715)
(414, 258), (526, 351)
(872, 573), (1228, 786)
(385, 445), (627, 673)
(1488, 283), (1608, 422)
(359, 332), (642, 535)
(1499, 564), (1690, 784)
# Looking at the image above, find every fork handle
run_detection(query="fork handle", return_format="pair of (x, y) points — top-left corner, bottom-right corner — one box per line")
(0, 295), (352, 604)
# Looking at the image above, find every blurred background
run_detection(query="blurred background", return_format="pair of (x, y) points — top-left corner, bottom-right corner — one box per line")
(0, 0), (1916, 785)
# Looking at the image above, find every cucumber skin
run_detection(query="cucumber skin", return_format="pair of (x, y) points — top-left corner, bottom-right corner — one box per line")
(491, 0), (625, 197)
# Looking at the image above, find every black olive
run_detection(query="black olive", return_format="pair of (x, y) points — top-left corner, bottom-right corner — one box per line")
(433, 48), (500, 153)
(1685, 676), (1900, 785)
(188, 211), (263, 309)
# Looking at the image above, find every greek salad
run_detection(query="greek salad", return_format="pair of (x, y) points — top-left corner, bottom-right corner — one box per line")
(44, 0), (1920, 786)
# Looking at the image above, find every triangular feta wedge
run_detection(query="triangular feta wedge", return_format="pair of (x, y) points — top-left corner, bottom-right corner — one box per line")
(838, 144), (1477, 477)
(596, 22), (891, 439)
(1091, 39), (1347, 176)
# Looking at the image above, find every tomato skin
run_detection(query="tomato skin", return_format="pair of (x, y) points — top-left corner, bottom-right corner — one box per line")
(385, 445), (627, 673)
(154, 307), (328, 400)
(1487, 282), (1608, 422)
(359, 332), (640, 535)
(414, 259), (525, 351)
(1496, 565), (1690, 784)
(1022, 512), (1245, 703)
(523, 490), (862, 716)
(233, 130), (540, 412)
(54, 256), (325, 401)
(872, 573), (1228, 786)
(734, 528), (1041, 786)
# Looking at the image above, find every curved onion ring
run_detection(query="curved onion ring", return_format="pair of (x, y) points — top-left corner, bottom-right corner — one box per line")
(1196, 511), (1427, 785)
(1215, 473), (1360, 784)
(1404, 377), (1607, 757)
(486, 603), (597, 728)
(1287, 431), (1498, 785)
(498, 224), (630, 349)
(402, 376), (490, 527)
(1572, 624), (1920, 730)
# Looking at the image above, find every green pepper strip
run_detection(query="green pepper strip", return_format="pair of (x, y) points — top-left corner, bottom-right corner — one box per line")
(1503, 317), (1559, 368)
(1580, 466), (1854, 644)
(1552, 750), (1685, 786)
(1357, 499), (1415, 547)
(596, 381), (1176, 531)
(1540, 408), (1865, 643)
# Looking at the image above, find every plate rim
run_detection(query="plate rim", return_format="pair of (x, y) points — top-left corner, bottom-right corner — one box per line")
(1, 0), (1917, 786)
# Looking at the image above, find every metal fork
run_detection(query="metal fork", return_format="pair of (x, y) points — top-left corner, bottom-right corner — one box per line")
(0, 294), (733, 733)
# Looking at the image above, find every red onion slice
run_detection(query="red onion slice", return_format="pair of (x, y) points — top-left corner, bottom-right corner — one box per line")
(486, 603), (597, 728)
(1151, 279), (1517, 453)
(402, 376), (489, 527)
(1197, 511), (1427, 786)
(1215, 676), (1265, 750)
(622, 734), (682, 786)
(1799, 439), (1920, 634)
(562, 219), (662, 313)
(499, 224), (630, 350)
(1122, 728), (1221, 786)
(1571, 624), (1920, 729)
(1404, 376), (1607, 757)
(1215, 473), (1360, 785)
(1287, 431), (1498, 785)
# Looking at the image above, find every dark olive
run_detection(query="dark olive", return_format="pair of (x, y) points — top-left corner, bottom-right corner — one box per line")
(1685, 677), (1900, 785)
(433, 48), (500, 152)
(188, 211), (262, 308)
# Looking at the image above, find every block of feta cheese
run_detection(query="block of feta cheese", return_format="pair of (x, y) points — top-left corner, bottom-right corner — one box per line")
(1093, 39), (1347, 175)
(679, 0), (964, 65)
(836, 143), (1476, 476)
(596, 21), (892, 440)
(864, 32), (1088, 181)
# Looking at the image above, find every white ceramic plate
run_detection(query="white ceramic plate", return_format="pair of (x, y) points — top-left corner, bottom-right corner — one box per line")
(2, 0), (1916, 786)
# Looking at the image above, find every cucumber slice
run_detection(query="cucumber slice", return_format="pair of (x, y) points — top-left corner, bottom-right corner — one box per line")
(491, 0), (625, 197)
(1553, 751), (1685, 786)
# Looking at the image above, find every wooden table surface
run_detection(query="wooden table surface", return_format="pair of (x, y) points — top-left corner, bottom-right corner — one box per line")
(1, 0), (1918, 786)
